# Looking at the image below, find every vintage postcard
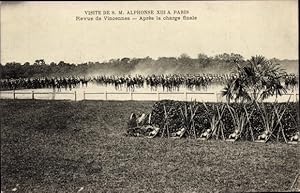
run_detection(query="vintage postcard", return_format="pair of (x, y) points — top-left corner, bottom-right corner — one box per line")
(1, 1), (299, 192)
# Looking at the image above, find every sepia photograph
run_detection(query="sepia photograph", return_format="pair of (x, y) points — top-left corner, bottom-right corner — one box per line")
(0, 1), (299, 192)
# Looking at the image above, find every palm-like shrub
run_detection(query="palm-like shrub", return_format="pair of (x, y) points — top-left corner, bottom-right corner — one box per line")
(222, 55), (287, 103)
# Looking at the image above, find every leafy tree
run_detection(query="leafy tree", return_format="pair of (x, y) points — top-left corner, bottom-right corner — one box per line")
(229, 53), (244, 63)
(121, 57), (130, 64)
(178, 54), (193, 64)
(197, 53), (211, 68)
(215, 53), (231, 62)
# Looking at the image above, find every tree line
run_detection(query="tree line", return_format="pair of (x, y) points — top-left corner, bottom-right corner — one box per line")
(0, 53), (286, 79)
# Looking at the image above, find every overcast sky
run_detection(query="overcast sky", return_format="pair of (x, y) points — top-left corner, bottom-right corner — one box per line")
(0, 1), (298, 64)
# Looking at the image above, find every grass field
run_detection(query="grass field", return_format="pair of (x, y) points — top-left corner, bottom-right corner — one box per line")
(1, 100), (300, 193)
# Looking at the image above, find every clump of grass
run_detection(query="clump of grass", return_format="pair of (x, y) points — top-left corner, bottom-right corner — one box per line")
(179, 100), (199, 139)
(255, 101), (287, 142)
(202, 102), (226, 140)
(161, 105), (173, 138)
(226, 103), (254, 141)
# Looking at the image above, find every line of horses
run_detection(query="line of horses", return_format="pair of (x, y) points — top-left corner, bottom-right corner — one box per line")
(92, 74), (238, 92)
(0, 77), (90, 91)
(0, 73), (298, 92)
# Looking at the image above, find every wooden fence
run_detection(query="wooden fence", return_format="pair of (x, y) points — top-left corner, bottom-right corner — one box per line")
(0, 90), (299, 102)
(0, 90), (77, 101)
(83, 91), (220, 101)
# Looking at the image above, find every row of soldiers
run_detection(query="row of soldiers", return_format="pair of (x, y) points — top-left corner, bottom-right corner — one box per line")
(91, 74), (239, 92)
(1, 73), (298, 92)
(92, 75), (144, 92)
(0, 77), (90, 91)
(284, 74), (299, 90)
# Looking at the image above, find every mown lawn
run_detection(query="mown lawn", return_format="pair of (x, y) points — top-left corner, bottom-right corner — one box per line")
(1, 100), (299, 193)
